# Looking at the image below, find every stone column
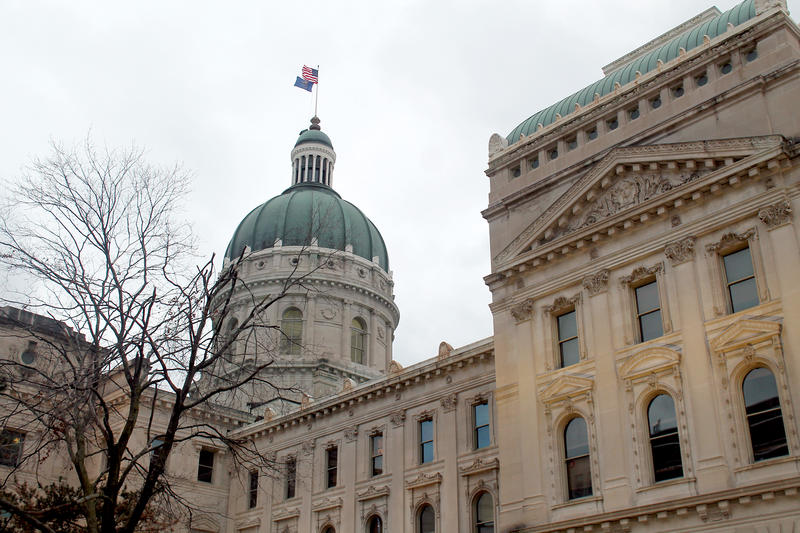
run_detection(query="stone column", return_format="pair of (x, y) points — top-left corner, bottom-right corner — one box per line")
(369, 309), (378, 368)
(341, 300), (352, 362)
(439, 398), (459, 533)
(388, 411), (406, 532)
(341, 430), (358, 532)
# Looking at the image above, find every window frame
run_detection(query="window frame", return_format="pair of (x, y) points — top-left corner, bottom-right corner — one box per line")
(370, 432), (384, 477)
(633, 279), (664, 343)
(563, 416), (593, 500)
(705, 229), (767, 317)
(366, 514), (383, 533)
(620, 263), (671, 345)
(417, 503), (436, 533)
(741, 366), (789, 463)
(473, 491), (495, 533)
(472, 401), (491, 450)
(419, 418), (434, 465)
(248, 469), (259, 509)
(646, 393), (684, 483)
(325, 446), (338, 488)
(0, 429), (25, 468)
(285, 456), (297, 500)
(544, 294), (585, 371)
(197, 448), (215, 484)
(280, 307), (304, 355)
(351, 316), (368, 364)
(722, 246), (758, 314)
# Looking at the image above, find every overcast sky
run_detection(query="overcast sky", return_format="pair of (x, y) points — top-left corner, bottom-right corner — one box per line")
(1, 0), (797, 366)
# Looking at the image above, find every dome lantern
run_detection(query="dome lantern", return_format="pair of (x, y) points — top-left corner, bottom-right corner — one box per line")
(290, 116), (336, 187)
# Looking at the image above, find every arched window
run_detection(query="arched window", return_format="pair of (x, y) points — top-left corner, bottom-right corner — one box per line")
(366, 515), (382, 533)
(322, 158), (328, 184)
(280, 308), (303, 355)
(351, 317), (367, 364)
(300, 156), (307, 182)
(418, 504), (435, 533)
(648, 394), (683, 482)
(743, 367), (788, 461)
(474, 492), (494, 533)
(220, 318), (238, 356)
(564, 417), (592, 499)
(322, 527), (335, 533)
(315, 155), (321, 181)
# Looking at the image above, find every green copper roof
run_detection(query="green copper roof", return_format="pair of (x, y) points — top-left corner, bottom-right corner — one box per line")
(295, 129), (333, 149)
(507, 0), (756, 145)
(225, 182), (389, 271)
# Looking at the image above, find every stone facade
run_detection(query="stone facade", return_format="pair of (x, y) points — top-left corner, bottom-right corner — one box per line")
(2, 1), (800, 532)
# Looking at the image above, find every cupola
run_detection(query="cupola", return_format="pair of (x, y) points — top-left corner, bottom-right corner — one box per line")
(290, 116), (336, 187)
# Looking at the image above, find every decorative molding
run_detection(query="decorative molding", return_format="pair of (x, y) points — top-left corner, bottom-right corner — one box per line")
(582, 269), (610, 296)
(510, 298), (535, 322)
(437, 341), (454, 359)
(312, 497), (343, 512)
(459, 457), (500, 476)
(544, 294), (581, 315)
(664, 236), (696, 266)
(301, 440), (315, 456)
(405, 471), (443, 489)
(344, 427), (358, 442)
(440, 393), (458, 411)
(357, 484), (390, 501)
(389, 411), (406, 427)
(387, 360), (403, 374)
(620, 263), (663, 285)
(705, 228), (756, 253)
(758, 200), (792, 230)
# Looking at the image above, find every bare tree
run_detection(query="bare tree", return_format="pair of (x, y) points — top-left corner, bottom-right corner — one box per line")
(0, 139), (312, 533)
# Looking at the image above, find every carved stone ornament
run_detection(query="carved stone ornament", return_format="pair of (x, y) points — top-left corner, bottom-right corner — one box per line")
(437, 341), (454, 359)
(544, 294), (580, 315)
(341, 378), (355, 392)
(389, 411), (406, 427)
(320, 306), (338, 320)
(758, 200), (792, 230)
(301, 440), (315, 455)
(301, 393), (313, 409)
(582, 269), (609, 296)
(344, 427), (358, 442)
(664, 236), (696, 265)
(509, 299), (534, 322)
(388, 360), (403, 374)
(440, 393), (458, 411)
(706, 228), (756, 253)
(620, 263), (663, 285)
(488, 133), (509, 157)
(377, 327), (385, 340)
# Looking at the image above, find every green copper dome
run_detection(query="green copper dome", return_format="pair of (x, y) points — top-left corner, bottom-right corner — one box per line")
(225, 182), (389, 271)
(506, 0), (756, 145)
(295, 128), (333, 149)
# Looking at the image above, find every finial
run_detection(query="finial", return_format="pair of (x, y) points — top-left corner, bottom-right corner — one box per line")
(309, 116), (321, 131)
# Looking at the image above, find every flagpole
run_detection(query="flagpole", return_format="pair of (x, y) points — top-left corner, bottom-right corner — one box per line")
(313, 65), (319, 117)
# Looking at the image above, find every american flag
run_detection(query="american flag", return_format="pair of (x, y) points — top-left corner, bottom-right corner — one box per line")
(302, 66), (318, 84)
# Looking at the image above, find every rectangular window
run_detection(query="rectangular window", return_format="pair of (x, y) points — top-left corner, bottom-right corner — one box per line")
(370, 433), (384, 476)
(557, 310), (579, 367)
(419, 419), (434, 464)
(197, 449), (214, 483)
(285, 457), (297, 499)
(326, 447), (338, 488)
(149, 438), (164, 466)
(0, 430), (25, 467)
(635, 281), (663, 342)
(474, 401), (490, 449)
(723, 247), (758, 313)
(248, 470), (258, 508)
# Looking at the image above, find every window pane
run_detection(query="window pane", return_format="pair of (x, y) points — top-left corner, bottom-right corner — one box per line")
(476, 493), (493, 521)
(421, 441), (434, 464)
(651, 434), (683, 482)
(560, 338), (580, 367)
(198, 450), (214, 483)
(419, 505), (435, 533)
(557, 311), (577, 340)
(723, 248), (754, 283)
(743, 368), (780, 412)
(743, 368), (788, 461)
(729, 278), (758, 313)
(566, 455), (592, 499)
(476, 426), (491, 449)
(565, 418), (589, 458)
(639, 310), (663, 342)
(372, 455), (383, 475)
(474, 402), (489, 427)
(368, 516), (382, 533)
(0, 430), (24, 467)
(648, 395), (678, 436)
(635, 282), (660, 314)
(420, 420), (432, 441)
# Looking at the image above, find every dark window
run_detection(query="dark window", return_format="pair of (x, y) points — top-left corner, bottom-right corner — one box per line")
(322, 527), (335, 533)
(322, 157), (328, 182)
(549, 148), (558, 160)
(567, 138), (577, 151)
(564, 417), (592, 499)
(628, 107), (640, 120)
(474, 401), (490, 449)
(557, 310), (579, 368)
(745, 47), (758, 62)
(197, 449), (214, 483)
(743, 368), (788, 461)
(0, 430), (25, 467)
(723, 247), (758, 313)
(371, 433), (384, 476)
(351, 317), (367, 363)
(285, 457), (296, 499)
(300, 155), (307, 181)
(511, 166), (521, 178)
(651, 96), (662, 109)
(315, 155), (321, 181)
(635, 281), (663, 342)
(418, 504), (435, 533)
(607, 117), (618, 131)
(720, 61), (733, 74)
(586, 127), (598, 141)
(149, 438), (164, 465)
(672, 85), (684, 98)
(326, 447), (338, 488)
(420, 419), (434, 464)
(474, 492), (494, 533)
(696, 73), (708, 86)
(530, 157), (539, 169)
(648, 394), (683, 482)
(368, 515), (383, 533)
(20, 341), (36, 365)
(248, 470), (258, 508)
(281, 308), (303, 355)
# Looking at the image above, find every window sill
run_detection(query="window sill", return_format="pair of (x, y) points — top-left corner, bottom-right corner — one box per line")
(635, 476), (696, 493)
(734, 454), (798, 473)
(551, 495), (602, 510)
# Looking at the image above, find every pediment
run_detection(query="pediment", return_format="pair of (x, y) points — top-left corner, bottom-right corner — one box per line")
(539, 374), (594, 404)
(493, 136), (785, 270)
(618, 347), (681, 380)
(709, 319), (781, 352)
